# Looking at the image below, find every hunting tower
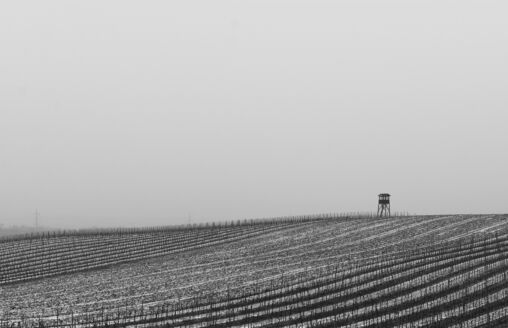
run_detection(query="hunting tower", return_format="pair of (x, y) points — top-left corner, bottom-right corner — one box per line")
(377, 193), (391, 217)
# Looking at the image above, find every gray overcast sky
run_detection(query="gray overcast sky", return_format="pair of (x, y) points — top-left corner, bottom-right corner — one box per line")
(1, 1), (507, 228)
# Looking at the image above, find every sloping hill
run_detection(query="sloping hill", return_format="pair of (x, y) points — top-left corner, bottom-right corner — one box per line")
(0, 218), (311, 285)
(1, 214), (508, 328)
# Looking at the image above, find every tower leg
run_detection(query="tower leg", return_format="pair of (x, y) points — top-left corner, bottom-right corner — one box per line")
(378, 204), (391, 218)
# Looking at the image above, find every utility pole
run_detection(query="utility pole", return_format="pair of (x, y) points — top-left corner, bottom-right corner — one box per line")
(35, 209), (39, 232)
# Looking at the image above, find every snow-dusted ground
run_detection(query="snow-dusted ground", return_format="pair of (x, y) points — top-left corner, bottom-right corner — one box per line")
(1, 214), (507, 327)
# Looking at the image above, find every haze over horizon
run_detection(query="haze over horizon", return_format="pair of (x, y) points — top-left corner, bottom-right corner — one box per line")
(1, 1), (507, 229)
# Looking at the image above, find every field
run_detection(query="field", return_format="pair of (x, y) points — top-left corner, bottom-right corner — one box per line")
(2, 214), (508, 327)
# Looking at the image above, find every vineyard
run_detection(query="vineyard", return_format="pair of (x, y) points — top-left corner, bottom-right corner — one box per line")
(1, 214), (508, 327)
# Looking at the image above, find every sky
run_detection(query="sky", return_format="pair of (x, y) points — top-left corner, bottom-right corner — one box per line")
(1, 1), (507, 228)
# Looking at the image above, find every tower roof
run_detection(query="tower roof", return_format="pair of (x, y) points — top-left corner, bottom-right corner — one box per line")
(378, 193), (391, 197)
